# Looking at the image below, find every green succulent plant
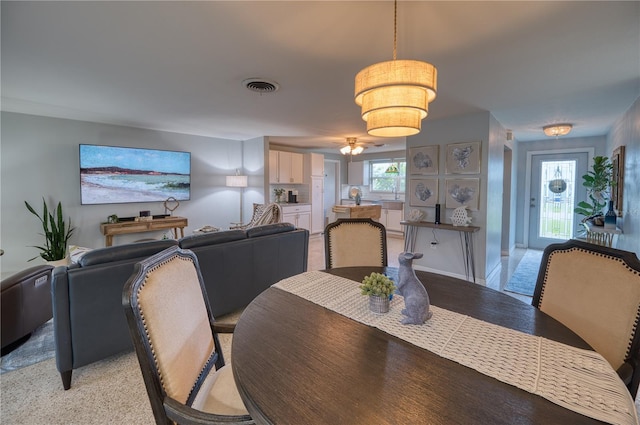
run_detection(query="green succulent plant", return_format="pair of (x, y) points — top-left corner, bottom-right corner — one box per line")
(574, 156), (615, 219)
(25, 198), (74, 261)
(360, 272), (396, 297)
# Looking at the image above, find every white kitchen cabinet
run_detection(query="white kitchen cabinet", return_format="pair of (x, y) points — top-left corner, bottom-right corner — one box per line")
(268, 150), (279, 183)
(348, 161), (369, 186)
(379, 208), (404, 233)
(281, 204), (311, 231)
(305, 152), (324, 177)
(270, 151), (303, 184)
(310, 176), (324, 234)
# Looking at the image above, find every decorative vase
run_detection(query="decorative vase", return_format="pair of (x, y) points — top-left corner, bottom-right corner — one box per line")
(604, 201), (617, 229)
(369, 295), (390, 314)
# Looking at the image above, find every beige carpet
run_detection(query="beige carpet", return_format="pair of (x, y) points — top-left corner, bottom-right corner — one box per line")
(1, 329), (234, 424)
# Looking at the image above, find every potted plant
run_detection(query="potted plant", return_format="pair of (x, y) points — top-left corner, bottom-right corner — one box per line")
(360, 272), (396, 313)
(273, 187), (286, 203)
(574, 156), (615, 224)
(25, 198), (74, 263)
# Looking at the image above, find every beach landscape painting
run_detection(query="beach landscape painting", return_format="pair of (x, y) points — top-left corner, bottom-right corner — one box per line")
(80, 144), (191, 205)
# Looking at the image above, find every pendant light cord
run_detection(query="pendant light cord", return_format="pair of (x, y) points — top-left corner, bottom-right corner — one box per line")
(393, 0), (397, 61)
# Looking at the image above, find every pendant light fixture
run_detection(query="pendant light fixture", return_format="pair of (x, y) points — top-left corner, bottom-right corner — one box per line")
(354, 0), (437, 138)
(385, 163), (399, 174)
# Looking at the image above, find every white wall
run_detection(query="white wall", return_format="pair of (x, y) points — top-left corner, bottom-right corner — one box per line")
(513, 135), (607, 246)
(608, 97), (640, 255)
(406, 111), (498, 282)
(0, 112), (266, 275)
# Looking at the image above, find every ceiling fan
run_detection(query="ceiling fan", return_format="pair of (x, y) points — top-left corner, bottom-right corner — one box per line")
(336, 137), (374, 156)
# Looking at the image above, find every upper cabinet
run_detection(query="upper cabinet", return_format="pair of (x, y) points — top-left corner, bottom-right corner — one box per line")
(348, 161), (369, 186)
(270, 150), (303, 184)
(305, 152), (324, 177)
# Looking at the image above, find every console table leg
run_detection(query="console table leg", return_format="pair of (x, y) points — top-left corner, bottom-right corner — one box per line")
(459, 232), (476, 283)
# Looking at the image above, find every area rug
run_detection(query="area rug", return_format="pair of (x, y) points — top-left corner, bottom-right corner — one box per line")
(504, 250), (544, 297)
(1, 319), (55, 374)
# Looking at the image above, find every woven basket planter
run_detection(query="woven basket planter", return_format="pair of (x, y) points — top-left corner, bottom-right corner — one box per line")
(369, 295), (390, 314)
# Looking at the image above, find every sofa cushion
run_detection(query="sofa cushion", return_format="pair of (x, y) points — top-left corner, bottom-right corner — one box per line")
(246, 223), (295, 238)
(78, 240), (178, 267)
(178, 230), (246, 249)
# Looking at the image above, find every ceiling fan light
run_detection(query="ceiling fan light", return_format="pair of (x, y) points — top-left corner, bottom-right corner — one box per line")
(543, 124), (573, 137)
(340, 137), (365, 156)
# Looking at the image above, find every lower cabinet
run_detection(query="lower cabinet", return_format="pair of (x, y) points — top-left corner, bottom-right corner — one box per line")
(380, 208), (404, 233)
(281, 204), (311, 231)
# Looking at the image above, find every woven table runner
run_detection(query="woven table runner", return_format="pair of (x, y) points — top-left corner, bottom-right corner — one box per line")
(273, 271), (639, 425)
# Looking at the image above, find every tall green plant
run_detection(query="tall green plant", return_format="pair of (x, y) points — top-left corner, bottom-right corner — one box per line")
(574, 156), (615, 218)
(25, 198), (74, 261)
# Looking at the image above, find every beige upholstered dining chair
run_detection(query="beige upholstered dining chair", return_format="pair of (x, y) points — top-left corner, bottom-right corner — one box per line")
(122, 246), (254, 425)
(230, 203), (281, 230)
(324, 218), (388, 269)
(532, 239), (640, 397)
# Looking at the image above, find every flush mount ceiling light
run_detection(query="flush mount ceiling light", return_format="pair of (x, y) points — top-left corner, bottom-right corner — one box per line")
(340, 137), (365, 156)
(543, 123), (573, 137)
(354, 0), (437, 138)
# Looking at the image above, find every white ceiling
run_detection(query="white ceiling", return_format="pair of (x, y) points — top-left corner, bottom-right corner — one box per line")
(2, 1), (639, 154)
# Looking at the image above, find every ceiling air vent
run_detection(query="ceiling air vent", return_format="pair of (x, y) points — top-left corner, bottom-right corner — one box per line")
(243, 78), (280, 94)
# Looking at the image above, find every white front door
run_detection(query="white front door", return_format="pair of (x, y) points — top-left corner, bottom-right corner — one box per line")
(528, 151), (589, 250)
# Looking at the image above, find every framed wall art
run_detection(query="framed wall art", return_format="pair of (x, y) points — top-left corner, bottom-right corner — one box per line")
(409, 178), (439, 207)
(445, 178), (480, 210)
(612, 145), (625, 216)
(409, 146), (439, 175)
(445, 141), (481, 174)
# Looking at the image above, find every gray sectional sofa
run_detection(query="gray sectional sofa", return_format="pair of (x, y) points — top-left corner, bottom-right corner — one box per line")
(52, 223), (309, 389)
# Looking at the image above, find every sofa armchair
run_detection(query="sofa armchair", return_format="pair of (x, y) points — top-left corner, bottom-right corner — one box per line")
(52, 223), (308, 389)
(1, 265), (54, 353)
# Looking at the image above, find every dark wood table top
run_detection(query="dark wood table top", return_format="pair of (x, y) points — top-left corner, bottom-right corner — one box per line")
(232, 267), (604, 425)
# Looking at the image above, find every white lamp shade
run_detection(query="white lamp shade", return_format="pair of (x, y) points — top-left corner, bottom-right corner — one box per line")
(226, 175), (248, 188)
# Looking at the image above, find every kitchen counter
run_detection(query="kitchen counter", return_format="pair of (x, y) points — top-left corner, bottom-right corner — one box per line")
(332, 204), (382, 220)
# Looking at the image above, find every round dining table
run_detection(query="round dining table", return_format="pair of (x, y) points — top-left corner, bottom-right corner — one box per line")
(231, 267), (613, 424)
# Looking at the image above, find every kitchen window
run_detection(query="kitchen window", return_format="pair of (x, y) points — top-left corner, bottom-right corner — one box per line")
(370, 160), (406, 198)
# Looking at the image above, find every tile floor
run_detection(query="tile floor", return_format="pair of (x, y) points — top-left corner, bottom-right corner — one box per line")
(308, 233), (533, 304)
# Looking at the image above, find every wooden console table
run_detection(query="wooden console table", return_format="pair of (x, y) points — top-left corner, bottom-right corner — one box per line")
(401, 221), (480, 282)
(100, 216), (188, 246)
